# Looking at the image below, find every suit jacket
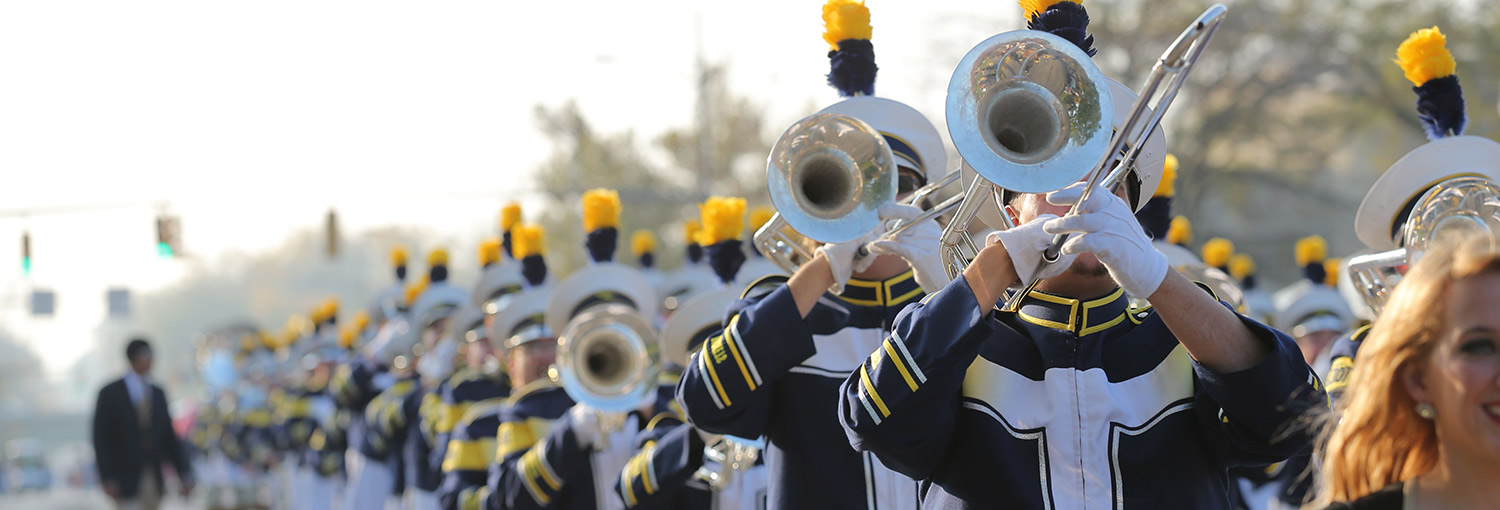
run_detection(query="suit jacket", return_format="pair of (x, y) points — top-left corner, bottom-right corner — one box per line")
(92, 376), (192, 499)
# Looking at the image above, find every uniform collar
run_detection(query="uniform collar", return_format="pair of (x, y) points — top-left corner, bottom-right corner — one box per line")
(838, 270), (923, 309)
(1010, 287), (1133, 336)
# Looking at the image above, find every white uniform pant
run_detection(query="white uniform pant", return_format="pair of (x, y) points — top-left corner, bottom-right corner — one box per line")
(343, 455), (396, 510)
(407, 489), (440, 510)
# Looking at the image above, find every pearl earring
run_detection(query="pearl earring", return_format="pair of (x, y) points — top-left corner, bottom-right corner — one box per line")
(1415, 402), (1437, 419)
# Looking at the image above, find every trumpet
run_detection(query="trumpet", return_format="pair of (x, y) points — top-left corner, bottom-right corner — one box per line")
(939, 5), (1227, 312)
(754, 111), (962, 274)
(1349, 176), (1500, 314)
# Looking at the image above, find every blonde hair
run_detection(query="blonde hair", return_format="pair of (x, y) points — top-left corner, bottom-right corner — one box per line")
(1316, 236), (1500, 504)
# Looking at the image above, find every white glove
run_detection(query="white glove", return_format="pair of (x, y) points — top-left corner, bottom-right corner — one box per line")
(989, 214), (1079, 288)
(1042, 183), (1169, 298)
(816, 228), (882, 294)
(567, 404), (601, 447)
(866, 203), (950, 294)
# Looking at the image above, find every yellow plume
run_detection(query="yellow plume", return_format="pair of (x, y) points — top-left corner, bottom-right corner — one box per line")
(501, 202), (523, 232)
(403, 276), (429, 307)
(695, 197), (748, 246)
(259, 331), (278, 350)
(1201, 238), (1234, 269)
(1395, 26), (1456, 87)
(1324, 258), (1342, 287)
(1229, 254), (1256, 280)
(822, 0), (872, 50)
(1155, 154), (1178, 198)
(284, 315), (310, 340)
(513, 224), (546, 258)
(427, 248), (449, 267)
(1167, 216), (1192, 246)
(749, 206), (775, 233)
(338, 327), (355, 349)
(352, 310), (370, 332)
(1295, 235), (1327, 266)
(684, 220), (703, 246)
(390, 246), (409, 266)
(1020, 0), (1081, 21)
(631, 230), (657, 257)
(478, 237), (502, 266)
(582, 189), (622, 232)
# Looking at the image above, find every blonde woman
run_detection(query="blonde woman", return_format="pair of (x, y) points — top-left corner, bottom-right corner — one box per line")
(1317, 239), (1500, 509)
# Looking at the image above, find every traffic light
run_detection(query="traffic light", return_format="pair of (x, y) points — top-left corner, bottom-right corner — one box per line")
(156, 215), (180, 258)
(21, 231), (31, 275)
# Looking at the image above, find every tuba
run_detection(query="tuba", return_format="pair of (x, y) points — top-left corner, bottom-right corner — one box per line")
(754, 111), (964, 274)
(1348, 176), (1500, 314)
(939, 6), (1226, 311)
(554, 303), (661, 414)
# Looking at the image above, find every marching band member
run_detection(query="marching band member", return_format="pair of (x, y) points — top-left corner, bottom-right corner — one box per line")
(619, 197), (767, 510)
(1327, 26), (1500, 408)
(407, 250), (471, 510)
(441, 224), (558, 510)
(633, 230), (665, 297)
(349, 277), (429, 510)
(502, 203), (523, 264)
(836, 1), (1325, 507)
(429, 243), (519, 492)
(677, 2), (947, 508)
(738, 206), (784, 285)
(489, 188), (666, 510)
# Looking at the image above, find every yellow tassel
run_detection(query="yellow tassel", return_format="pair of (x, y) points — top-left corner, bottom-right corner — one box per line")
(822, 0), (872, 50)
(1019, 0), (1080, 21)
(1201, 238), (1234, 269)
(403, 276), (429, 307)
(694, 197), (748, 246)
(1395, 26), (1456, 87)
(478, 237), (502, 266)
(684, 220), (703, 246)
(513, 224), (546, 258)
(1155, 154), (1178, 198)
(1295, 235), (1327, 266)
(390, 246), (409, 266)
(1324, 258), (1342, 286)
(1167, 216), (1192, 246)
(582, 189), (622, 232)
(631, 230), (657, 257)
(749, 206), (775, 233)
(501, 202), (523, 232)
(427, 248), (449, 267)
(1228, 254), (1255, 281)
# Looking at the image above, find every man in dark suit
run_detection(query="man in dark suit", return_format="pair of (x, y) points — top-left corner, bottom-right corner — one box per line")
(92, 338), (194, 510)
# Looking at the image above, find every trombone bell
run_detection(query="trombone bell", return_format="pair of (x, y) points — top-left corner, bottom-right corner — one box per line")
(947, 30), (1113, 194)
(767, 112), (896, 244)
(555, 303), (660, 413)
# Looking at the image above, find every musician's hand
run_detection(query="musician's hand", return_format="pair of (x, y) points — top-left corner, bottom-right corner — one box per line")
(567, 405), (601, 447)
(103, 480), (120, 500)
(1043, 183), (1168, 298)
(990, 214), (1079, 290)
(815, 229), (882, 294)
(866, 203), (949, 294)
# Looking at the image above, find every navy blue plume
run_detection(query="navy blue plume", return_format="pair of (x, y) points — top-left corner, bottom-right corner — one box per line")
(827, 39), (877, 97)
(521, 255), (547, 287)
(1414, 75), (1466, 140)
(586, 227), (618, 264)
(1028, 1), (1096, 57)
(706, 240), (747, 285)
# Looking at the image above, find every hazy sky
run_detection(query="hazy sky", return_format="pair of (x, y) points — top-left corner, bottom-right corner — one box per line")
(0, 0), (1014, 376)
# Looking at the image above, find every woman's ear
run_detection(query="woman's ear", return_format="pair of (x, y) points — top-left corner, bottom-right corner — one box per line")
(1400, 359), (1431, 405)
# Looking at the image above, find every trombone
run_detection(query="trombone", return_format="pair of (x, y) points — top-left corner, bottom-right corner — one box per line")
(939, 5), (1228, 311)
